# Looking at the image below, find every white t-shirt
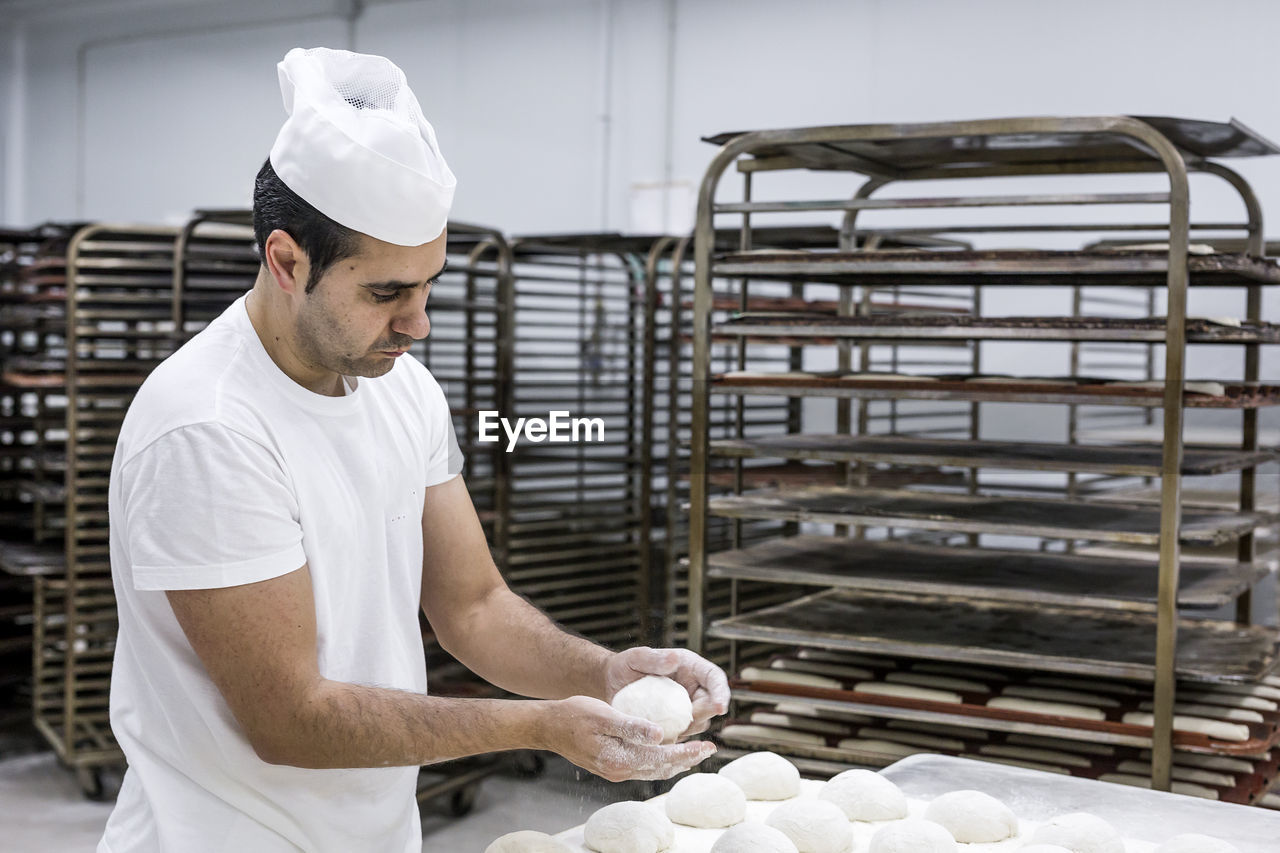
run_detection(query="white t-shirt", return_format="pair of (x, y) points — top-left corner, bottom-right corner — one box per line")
(99, 295), (462, 853)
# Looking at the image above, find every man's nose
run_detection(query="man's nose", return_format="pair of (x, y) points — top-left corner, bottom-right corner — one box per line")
(393, 294), (431, 340)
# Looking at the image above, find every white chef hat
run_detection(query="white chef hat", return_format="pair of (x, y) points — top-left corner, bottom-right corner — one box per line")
(269, 47), (455, 246)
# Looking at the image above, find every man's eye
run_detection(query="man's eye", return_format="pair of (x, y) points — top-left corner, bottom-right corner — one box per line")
(372, 291), (400, 303)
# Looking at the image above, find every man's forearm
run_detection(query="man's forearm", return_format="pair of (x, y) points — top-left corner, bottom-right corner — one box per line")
(262, 682), (547, 769)
(439, 587), (614, 701)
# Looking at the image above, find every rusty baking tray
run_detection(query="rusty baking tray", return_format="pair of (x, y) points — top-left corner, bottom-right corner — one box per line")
(685, 296), (973, 316)
(708, 434), (1277, 477)
(703, 117), (1280, 173)
(707, 485), (1274, 545)
(712, 250), (1280, 288)
(716, 313), (1280, 344)
(705, 535), (1264, 611)
(712, 372), (1280, 408)
(709, 589), (1280, 683)
(704, 463), (965, 490)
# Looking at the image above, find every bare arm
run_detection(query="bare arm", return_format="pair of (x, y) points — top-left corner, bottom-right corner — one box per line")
(420, 476), (731, 735)
(166, 545), (711, 778)
(419, 475), (616, 700)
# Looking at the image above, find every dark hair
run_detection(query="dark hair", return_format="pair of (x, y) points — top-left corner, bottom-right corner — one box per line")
(252, 158), (362, 293)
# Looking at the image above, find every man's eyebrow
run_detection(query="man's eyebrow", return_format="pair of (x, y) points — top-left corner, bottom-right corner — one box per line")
(363, 260), (449, 291)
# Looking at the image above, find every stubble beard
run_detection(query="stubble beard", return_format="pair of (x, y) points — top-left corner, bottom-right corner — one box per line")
(294, 300), (397, 380)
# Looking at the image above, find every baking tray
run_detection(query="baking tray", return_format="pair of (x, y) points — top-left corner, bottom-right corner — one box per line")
(709, 589), (1280, 682)
(708, 434), (1276, 477)
(707, 485), (1274, 545)
(705, 535), (1264, 610)
(716, 313), (1280, 343)
(703, 116), (1280, 170)
(712, 249), (1280, 287)
(713, 372), (1280, 408)
(880, 754), (1280, 852)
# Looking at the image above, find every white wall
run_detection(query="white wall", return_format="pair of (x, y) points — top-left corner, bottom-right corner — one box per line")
(0, 0), (1275, 406)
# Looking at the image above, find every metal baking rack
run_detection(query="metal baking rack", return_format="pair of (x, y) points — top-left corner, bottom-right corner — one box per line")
(685, 115), (1280, 792)
(28, 224), (183, 797)
(0, 224), (76, 744)
(646, 225), (978, 668)
(494, 234), (651, 650)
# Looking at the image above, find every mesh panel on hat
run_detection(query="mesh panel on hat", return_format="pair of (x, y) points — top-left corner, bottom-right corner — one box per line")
(305, 47), (420, 125)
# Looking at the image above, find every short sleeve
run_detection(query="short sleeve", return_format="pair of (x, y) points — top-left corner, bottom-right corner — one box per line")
(119, 423), (306, 591)
(421, 370), (464, 487)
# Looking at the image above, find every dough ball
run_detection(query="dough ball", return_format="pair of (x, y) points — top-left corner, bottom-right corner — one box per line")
(1029, 812), (1124, 853)
(1155, 835), (1241, 853)
(818, 768), (909, 821)
(485, 830), (573, 853)
(584, 801), (674, 853)
(665, 772), (747, 828)
(711, 822), (800, 853)
(922, 790), (1018, 843)
(611, 676), (693, 743)
(867, 819), (957, 853)
(718, 751), (801, 800)
(764, 799), (853, 853)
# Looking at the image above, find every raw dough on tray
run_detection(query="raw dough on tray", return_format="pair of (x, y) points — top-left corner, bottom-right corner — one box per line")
(740, 667), (843, 690)
(722, 724), (827, 747)
(1029, 812), (1124, 853)
(765, 799), (853, 853)
(718, 751), (802, 801)
(485, 830), (572, 853)
(854, 681), (963, 703)
(836, 738), (927, 759)
(1120, 712), (1250, 742)
(922, 790), (1019, 843)
(817, 768), (908, 821)
(711, 822), (800, 853)
(868, 819), (957, 853)
(665, 773), (746, 828)
(1154, 834), (1241, 853)
(986, 696), (1106, 721)
(583, 801), (674, 853)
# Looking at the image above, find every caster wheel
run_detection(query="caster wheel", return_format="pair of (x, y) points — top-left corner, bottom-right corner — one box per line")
(512, 752), (545, 778)
(450, 783), (479, 816)
(76, 766), (107, 801)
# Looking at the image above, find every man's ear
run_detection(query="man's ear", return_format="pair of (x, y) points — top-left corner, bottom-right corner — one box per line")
(263, 229), (308, 296)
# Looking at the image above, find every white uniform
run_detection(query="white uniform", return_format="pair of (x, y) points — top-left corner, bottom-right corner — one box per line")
(99, 295), (461, 853)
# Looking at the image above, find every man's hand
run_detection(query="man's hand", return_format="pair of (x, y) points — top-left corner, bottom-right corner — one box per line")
(543, 696), (716, 782)
(604, 647), (731, 739)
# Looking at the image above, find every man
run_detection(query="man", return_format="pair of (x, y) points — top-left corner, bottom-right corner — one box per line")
(98, 47), (726, 852)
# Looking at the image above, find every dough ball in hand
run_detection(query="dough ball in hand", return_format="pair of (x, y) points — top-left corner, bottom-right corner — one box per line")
(584, 801), (674, 853)
(868, 819), (957, 853)
(818, 768), (908, 821)
(711, 822), (800, 853)
(764, 799), (853, 853)
(1155, 835), (1241, 853)
(1029, 812), (1124, 853)
(485, 830), (573, 852)
(922, 790), (1018, 843)
(611, 675), (694, 743)
(665, 772), (747, 828)
(718, 751), (801, 800)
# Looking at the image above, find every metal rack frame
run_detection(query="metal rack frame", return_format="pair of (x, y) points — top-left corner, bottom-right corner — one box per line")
(686, 116), (1279, 791)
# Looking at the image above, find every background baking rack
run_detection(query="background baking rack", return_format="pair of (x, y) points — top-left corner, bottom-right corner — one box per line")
(684, 115), (1280, 793)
